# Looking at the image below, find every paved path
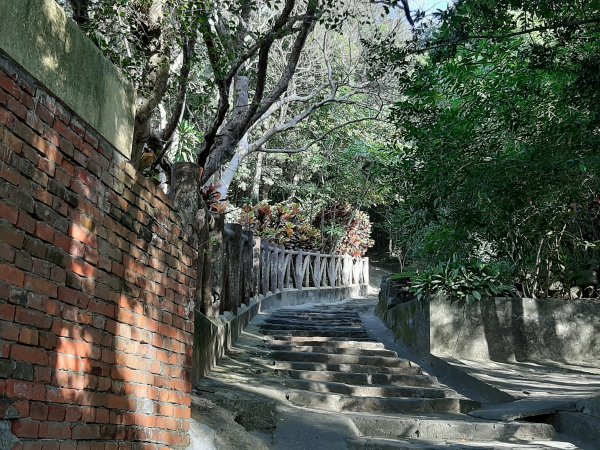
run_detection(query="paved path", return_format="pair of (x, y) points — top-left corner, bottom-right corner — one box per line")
(191, 298), (583, 449)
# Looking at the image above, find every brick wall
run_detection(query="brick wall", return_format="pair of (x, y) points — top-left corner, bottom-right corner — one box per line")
(0, 54), (197, 448)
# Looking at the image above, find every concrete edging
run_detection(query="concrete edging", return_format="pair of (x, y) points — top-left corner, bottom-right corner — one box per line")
(192, 285), (368, 382)
(0, 0), (135, 157)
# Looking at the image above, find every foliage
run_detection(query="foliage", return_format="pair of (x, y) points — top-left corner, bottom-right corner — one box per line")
(410, 259), (514, 304)
(380, 1), (600, 298)
(316, 205), (375, 257)
(201, 184), (228, 214)
(390, 272), (416, 282)
(240, 202), (322, 251)
(172, 121), (203, 163)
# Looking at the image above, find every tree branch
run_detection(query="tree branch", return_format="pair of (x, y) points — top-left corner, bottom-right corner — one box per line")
(408, 17), (600, 56)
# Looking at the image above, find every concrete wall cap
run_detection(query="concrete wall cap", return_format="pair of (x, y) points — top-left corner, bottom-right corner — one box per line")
(0, 0), (136, 157)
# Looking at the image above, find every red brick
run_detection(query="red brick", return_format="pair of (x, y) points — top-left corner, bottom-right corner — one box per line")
(47, 404), (66, 421)
(11, 418), (40, 439)
(65, 405), (81, 422)
(53, 232), (71, 252)
(70, 260), (95, 278)
(69, 224), (96, 247)
(0, 73), (21, 98)
(54, 121), (81, 146)
(35, 103), (54, 125)
(34, 221), (55, 243)
(16, 211), (36, 234)
(39, 421), (72, 439)
(0, 303), (15, 321)
(0, 243), (15, 262)
(0, 108), (16, 130)
(0, 202), (19, 224)
(6, 380), (45, 401)
(0, 264), (25, 287)
(7, 96), (27, 120)
(0, 163), (20, 185)
(0, 225), (25, 248)
(38, 157), (56, 176)
(55, 337), (99, 359)
(30, 401), (49, 420)
(11, 343), (49, 365)
(71, 423), (100, 440)
(15, 306), (52, 329)
(0, 340), (9, 357)
(26, 109), (44, 134)
(68, 240), (85, 258)
(34, 365), (52, 383)
(23, 444), (43, 450)
(18, 327), (39, 345)
(57, 287), (89, 308)
(95, 407), (110, 423)
(24, 275), (57, 298)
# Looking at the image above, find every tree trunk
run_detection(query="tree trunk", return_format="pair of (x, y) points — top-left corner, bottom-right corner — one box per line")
(213, 76), (250, 199)
(252, 152), (264, 201)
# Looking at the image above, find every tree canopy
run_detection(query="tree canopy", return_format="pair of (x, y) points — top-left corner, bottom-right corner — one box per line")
(58, 0), (600, 296)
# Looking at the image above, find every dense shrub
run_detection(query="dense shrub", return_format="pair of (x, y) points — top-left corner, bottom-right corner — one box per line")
(410, 259), (514, 304)
(316, 204), (375, 257)
(240, 201), (322, 251)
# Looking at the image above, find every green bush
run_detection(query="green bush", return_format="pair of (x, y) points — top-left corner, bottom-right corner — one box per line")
(410, 260), (514, 304)
(240, 201), (322, 251)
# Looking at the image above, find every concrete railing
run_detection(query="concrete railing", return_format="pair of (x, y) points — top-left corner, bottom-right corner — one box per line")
(203, 217), (369, 318)
(259, 242), (369, 294)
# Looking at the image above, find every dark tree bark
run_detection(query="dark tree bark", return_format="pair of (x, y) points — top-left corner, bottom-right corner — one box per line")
(68, 0), (90, 26)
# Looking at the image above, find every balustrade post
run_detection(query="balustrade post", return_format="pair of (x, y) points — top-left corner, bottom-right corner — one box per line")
(261, 241), (270, 295)
(252, 238), (261, 297)
(277, 245), (285, 291)
(284, 251), (292, 288)
(304, 254), (311, 288)
(294, 249), (304, 290)
(270, 245), (279, 293)
(363, 257), (370, 286)
(313, 252), (321, 287)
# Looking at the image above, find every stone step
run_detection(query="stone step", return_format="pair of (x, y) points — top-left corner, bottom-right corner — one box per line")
(264, 318), (363, 327)
(261, 324), (365, 332)
(270, 350), (411, 367)
(270, 311), (360, 318)
(260, 328), (369, 338)
(269, 312), (360, 318)
(347, 413), (556, 441)
(273, 361), (423, 375)
(268, 317), (361, 323)
(283, 368), (438, 387)
(264, 337), (384, 348)
(284, 389), (461, 414)
(347, 438), (572, 450)
(282, 378), (454, 399)
(266, 344), (398, 358)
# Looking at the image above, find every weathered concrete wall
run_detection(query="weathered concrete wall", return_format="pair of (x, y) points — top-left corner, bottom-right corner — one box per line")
(378, 293), (600, 364)
(376, 294), (430, 356)
(192, 285), (368, 381)
(0, 43), (194, 449)
(0, 0), (135, 157)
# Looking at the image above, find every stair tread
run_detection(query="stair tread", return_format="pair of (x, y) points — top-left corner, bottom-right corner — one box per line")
(282, 377), (455, 398)
(348, 437), (578, 450)
(283, 368), (438, 387)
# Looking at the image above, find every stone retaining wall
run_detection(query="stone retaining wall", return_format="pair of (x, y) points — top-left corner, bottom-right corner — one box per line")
(378, 286), (600, 364)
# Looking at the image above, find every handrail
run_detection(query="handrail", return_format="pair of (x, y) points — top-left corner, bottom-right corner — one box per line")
(199, 220), (369, 318)
(258, 241), (369, 296)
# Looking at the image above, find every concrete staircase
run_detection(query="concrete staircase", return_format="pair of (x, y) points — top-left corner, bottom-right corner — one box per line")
(259, 304), (580, 449)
